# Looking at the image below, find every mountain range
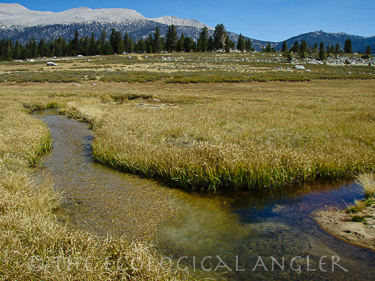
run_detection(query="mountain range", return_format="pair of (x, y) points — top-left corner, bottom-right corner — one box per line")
(1, 3), (374, 53)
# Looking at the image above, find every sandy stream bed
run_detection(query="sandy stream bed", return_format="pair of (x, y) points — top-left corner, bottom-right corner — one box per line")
(315, 203), (375, 250)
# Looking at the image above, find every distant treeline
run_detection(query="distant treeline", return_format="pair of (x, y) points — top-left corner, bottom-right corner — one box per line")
(0, 24), (254, 61)
(0, 23), (372, 61)
(269, 38), (372, 60)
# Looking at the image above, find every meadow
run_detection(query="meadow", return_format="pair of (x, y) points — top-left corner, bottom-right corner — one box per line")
(0, 51), (374, 278)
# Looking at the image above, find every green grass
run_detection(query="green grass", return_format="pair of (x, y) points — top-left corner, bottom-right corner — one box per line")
(0, 70), (96, 83)
(165, 71), (312, 83)
(351, 215), (366, 223)
(99, 71), (171, 83)
(1, 52), (373, 84)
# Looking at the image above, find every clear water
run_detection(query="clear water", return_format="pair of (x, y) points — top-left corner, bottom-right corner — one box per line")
(34, 110), (375, 280)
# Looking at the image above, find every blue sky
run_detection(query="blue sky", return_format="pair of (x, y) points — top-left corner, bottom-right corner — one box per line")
(2, 0), (374, 42)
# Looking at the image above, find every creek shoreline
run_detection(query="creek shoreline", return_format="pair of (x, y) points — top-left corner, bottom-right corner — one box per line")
(314, 204), (375, 251)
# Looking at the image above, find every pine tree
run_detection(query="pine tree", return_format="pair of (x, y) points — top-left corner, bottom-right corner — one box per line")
(101, 29), (107, 46)
(213, 23), (227, 51)
(109, 28), (116, 52)
(319, 41), (326, 60)
(146, 33), (154, 53)
(124, 32), (130, 53)
(365, 45), (371, 55)
(109, 29), (124, 54)
(37, 39), (47, 57)
(59, 36), (68, 56)
(207, 36), (214, 52)
(329, 45), (335, 57)
(299, 40), (308, 58)
(237, 33), (245, 52)
(177, 34), (185, 52)
(312, 43), (318, 55)
(100, 30), (108, 54)
(53, 38), (60, 57)
(197, 27), (209, 52)
(28, 38), (38, 58)
(245, 39), (252, 52)
(73, 30), (80, 55)
(128, 38), (134, 53)
(101, 41), (112, 56)
(225, 36), (231, 53)
(81, 36), (90, 56)
(292, 41), (299, 53)
(335, 43), (340, 54)
(264, 43), (272, 52)
(95, 40), (101, 55)
(14, 40), (22, 59)
(138, 38), (146, 53)
(191, 40), (197, 52)
(230, 40), (235, 51)
(344, 38), (352, 54)
(154, 27), (162, 53)
(89, 33), (96, 55)
(183, 37), (194, 52)
(0, 39), (13, 61)
(165, 25), (178, 52)
(281, 41), (288, 53)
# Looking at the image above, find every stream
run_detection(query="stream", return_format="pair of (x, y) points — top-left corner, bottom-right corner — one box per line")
(33, 109), (375, 280)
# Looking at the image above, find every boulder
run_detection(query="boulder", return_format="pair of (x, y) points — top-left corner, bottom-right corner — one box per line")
(294, 65), (305, 70)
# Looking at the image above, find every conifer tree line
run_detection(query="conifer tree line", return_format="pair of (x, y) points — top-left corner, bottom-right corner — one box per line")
(267, 38), (372, 60)
(0, 24), (255, 61)
(1, 23), (371, 61)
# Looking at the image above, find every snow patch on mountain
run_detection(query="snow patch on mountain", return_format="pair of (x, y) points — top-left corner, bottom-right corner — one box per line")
(0, 3), (211, 30)
(151, 16), (213, 30)
(0, 3), (145, 27)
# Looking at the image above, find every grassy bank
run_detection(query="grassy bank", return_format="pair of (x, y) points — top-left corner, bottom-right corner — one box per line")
(0, 103), (181, 279)
(90, 80), (375, 191)
(0, 69), (374, 192)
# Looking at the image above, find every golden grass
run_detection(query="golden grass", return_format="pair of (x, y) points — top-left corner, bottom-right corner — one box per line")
(90, 80), (375, 190)
(356, 173), (375, 198)
(0, 52), (374, 278)
(0, 101), (182, 280)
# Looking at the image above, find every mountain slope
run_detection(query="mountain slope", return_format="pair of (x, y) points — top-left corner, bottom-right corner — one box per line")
(0, 3), (210, 30)
(276, 31), (375, 53)
(0, 4), (373, 53)
(0, 3), (213, 44)
(0, 3), (143, 26)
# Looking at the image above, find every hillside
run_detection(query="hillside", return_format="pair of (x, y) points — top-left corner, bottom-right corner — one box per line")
(0, 3), (213, 43)
(275, 30), (375, 54)
(0, 4), (374, 53)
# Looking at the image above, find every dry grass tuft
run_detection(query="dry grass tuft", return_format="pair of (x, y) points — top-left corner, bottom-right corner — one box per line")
(356, 173), (375, 198)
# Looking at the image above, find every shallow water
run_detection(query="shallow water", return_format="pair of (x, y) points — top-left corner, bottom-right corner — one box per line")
(34, 110), (375, 280)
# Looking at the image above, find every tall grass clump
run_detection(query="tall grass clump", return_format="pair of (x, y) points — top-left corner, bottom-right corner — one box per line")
(99, 71), (170, 83)
(0, 104), (52, 167)
(356, 173), (375, 198)
(0, 103), (182, 280)
(92, 89), (375, 191)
